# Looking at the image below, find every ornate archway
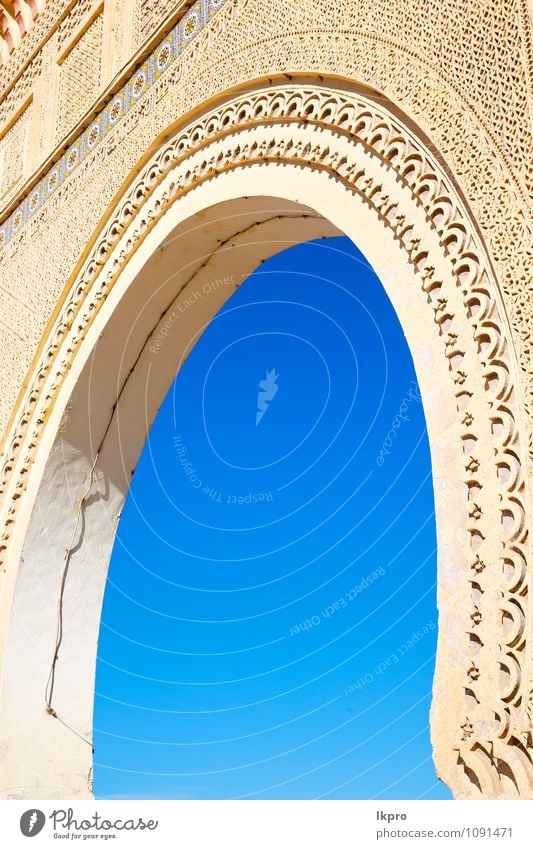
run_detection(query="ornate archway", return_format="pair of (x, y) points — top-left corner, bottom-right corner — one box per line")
(0, 78), (531, 799)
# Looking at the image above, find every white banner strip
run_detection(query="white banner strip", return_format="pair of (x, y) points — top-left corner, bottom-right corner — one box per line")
(2, 800), (532, 848)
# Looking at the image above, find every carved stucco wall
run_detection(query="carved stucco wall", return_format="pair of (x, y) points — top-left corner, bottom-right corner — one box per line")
(0, 0), (530, 447)
(0, 0), (531, 799)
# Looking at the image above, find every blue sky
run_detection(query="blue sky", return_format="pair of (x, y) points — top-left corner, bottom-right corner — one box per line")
(93, 235), (452, 800)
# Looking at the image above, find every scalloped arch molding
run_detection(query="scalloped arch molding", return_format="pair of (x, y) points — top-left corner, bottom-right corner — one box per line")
(0, 0), (531, 802)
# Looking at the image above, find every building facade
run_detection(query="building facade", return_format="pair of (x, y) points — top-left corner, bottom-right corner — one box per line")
(0, 0), (531, 799)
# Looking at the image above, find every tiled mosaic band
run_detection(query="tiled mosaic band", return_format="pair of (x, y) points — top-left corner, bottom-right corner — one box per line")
(0, 0), (229, 252)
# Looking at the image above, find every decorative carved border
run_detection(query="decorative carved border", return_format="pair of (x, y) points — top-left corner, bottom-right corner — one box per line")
(0, 83), (530, 797)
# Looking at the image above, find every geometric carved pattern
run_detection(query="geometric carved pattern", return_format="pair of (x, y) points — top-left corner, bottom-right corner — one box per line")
(4, 0), (529, 209)
(57, 0), (96, 50)
(0, 0), (70, 88)
(0, 53), (40, 129)
(0, 99), (32, 200)
(0, 83), (530, 797)
(137, 0), (178, 44)
(0, 0), (231, 248)
(55, 10), (104, 143)
(353, 0), (533, 207)
(0, 0), (43, 67)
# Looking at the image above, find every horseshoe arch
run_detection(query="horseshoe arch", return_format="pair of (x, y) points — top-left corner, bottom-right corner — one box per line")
(0, 77), (530, 800)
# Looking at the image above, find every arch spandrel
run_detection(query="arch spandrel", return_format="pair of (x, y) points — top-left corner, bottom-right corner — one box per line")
(0, 78), (530, 799)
